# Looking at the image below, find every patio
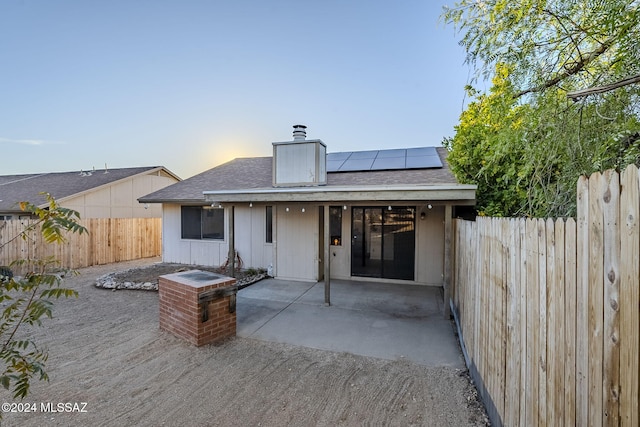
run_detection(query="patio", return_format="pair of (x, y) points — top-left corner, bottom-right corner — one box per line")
(237, 278), (465, 367)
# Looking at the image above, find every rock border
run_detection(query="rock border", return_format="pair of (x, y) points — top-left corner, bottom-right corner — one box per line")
(95, 267), (267, 291)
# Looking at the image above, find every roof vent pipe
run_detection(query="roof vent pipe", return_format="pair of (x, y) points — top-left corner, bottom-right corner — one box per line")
(292, 124), (307, 141)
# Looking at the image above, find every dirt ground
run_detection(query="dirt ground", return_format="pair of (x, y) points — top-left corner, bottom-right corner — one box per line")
(2, 258), (489, 427)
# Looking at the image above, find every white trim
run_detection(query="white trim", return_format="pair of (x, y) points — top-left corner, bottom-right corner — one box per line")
(203, 184), (477, 204)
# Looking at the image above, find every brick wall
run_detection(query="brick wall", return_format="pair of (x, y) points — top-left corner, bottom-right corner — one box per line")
(158, 271), (236, 346)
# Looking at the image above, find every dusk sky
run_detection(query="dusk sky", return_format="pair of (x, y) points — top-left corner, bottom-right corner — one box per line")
(1, 1), (471, 179)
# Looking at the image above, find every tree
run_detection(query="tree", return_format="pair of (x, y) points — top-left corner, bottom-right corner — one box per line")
(442, 1), (640, 217)
(0, 194), (87, 401)
(443, 0), (640, 96)
(443, 64), (531, 216)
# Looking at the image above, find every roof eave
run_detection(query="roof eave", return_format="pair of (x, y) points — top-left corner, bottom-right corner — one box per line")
(203, 185), (477, 205)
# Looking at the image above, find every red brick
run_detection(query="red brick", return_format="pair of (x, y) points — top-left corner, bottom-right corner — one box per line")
(159, 273), (236, 346)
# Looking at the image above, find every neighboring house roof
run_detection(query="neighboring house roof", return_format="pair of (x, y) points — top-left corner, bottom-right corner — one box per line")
(139, 147), (476, 205)
(0, 166), (180, 213)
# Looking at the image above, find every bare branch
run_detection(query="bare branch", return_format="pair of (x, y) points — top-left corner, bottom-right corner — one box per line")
(567, 73), (640, 99)
(515, 36), (614, 97)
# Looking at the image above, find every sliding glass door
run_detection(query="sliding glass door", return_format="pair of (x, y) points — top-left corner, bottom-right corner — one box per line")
(351, 207), (415, 280)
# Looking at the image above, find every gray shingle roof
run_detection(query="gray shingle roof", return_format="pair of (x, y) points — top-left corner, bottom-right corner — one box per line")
(0, 166), (175, 213)
(139, 147), (460, 204)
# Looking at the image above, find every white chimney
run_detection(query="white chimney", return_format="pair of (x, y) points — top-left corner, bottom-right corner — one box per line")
(272, 125), (327, 187)
(292, 124), (307, 141)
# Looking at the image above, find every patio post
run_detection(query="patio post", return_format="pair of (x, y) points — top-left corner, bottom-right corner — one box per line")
(228, 205), (235, 277)
(443, 204), (452, 318)
(324, 204), (330, 306)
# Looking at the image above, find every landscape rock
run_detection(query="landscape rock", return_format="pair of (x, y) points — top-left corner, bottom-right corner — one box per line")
(95, 262), (267, 291)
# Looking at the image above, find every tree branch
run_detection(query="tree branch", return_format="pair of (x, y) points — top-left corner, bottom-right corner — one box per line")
(567, 73), (640, 99)
(515, 36), (614, 97)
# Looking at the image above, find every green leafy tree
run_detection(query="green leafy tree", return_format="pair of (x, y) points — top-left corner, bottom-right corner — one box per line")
(443, 0), (640, 96)
(0, 194), (87, 401)
(442, 1), (640, 217)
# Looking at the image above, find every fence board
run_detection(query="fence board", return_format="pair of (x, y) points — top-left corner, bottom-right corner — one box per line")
(0, 218), (161, 272)
(504, 218), (521, 426)
(536, 219), (547, 426)
(518, 218), (527, 427)
(555, 218), (566, 425)
(588, 172), (605, 427)
(565, 218), (577, 426)
(481, 219), (491, 391)
(526, 218), (539, 426)
(602, 169), (621, 426)
(620, 165), (639, 427)
(496, 219), (506, 419)
(545, 218), (564, 420)
(576, 175), (590, 426)
(450, 166), (639, 427)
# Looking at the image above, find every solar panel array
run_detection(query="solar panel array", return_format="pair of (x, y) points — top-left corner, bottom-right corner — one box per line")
(326, 147), (443, 173)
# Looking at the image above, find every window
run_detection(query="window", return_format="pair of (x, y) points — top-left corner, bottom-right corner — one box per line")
(330, 206), (342, 245)
(181, 206), (225, 240)
(265, 206), (273, 243)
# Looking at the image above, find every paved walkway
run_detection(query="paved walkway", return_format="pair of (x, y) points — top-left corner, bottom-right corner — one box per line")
(237, 278), (465, 367)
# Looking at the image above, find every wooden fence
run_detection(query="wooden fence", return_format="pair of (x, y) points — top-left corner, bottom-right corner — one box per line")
(452, 165), (639, 427)
(0, 217), (162, 273)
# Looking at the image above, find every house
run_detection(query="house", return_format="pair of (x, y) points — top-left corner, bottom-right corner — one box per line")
(139, 126), (476, 292)
(0, 166), (180, 220)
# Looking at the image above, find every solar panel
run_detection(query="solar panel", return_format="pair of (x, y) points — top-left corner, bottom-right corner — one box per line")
(376, 149), (406, 158)
(372, 156), (406, 170)
(339, 158), (377, 172)
(406, 155), (442, 169)
(348, 150), (378, 160)
(326, 147), (442, 172)
(326, 159), (347, 171)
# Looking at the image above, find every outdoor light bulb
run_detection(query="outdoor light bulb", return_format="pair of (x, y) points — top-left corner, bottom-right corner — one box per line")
(388, 206), (392, 211)
(428, 204), (433, 209)
(343, 205), (347, 210)
(286, 207), (289, 212)
(249, 202), (253, 208)
(301, 208), (305, 213)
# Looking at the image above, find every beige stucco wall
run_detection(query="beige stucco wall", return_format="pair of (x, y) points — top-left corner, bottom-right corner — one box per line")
(162, 201), (445, 285)
(161, 203), (274, 271)
(62, 172), (177, 219)
(273, 204), (320, 281)
(415, 205), (445, 286)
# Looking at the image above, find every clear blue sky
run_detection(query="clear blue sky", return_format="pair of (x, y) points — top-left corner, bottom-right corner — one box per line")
(1, 1), (470, 179)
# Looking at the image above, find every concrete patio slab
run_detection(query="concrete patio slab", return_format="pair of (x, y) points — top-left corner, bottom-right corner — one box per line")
(237, 279), (464, 367)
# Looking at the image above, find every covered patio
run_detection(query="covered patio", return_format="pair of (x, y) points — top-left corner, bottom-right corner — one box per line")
(237, 278), (465, 367)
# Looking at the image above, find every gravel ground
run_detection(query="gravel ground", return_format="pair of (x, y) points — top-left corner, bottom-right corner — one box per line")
(2, 258), (489, 427)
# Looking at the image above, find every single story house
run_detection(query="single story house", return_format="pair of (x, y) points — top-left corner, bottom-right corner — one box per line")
(0, 166), (180, 220)
(139, 126), (476, 298)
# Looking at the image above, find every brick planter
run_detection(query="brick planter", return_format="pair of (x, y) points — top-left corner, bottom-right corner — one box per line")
(158, 270), (237, 346)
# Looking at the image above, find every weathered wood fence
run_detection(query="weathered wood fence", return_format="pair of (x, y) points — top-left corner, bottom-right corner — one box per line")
(452, 165), (639, 427)
(0, 218), (161, 272)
